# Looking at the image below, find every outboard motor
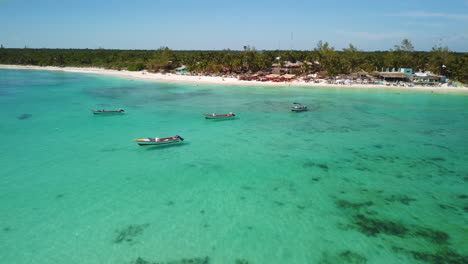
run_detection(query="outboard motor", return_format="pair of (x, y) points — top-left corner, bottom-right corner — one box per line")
(176, 135), (184, 141)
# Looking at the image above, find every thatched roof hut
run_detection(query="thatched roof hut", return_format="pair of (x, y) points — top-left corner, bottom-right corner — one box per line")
(266, 74), (281, 78)
(315, 71), (327, 78)
(283, 61), (302, 68)
(354, 69), (369, 78)
(256, 71), (269, 76)
(379, 72), (407, 79)
(369, 71), (380, 77)
(283, 74), (296, 79)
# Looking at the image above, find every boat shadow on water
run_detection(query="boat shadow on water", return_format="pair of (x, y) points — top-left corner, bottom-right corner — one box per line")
(92, 113), (126, 117)
(140, 142), (188, 150)
(204, 117), (239, 122)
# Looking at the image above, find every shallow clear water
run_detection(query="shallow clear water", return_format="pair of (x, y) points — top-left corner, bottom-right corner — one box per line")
(0, 69), (467, 264)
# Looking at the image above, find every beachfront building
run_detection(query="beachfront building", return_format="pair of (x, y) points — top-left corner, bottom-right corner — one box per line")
(413, 71), (446, 85)
(282, 74), (296, 81)
(272, 61), (299, 74)
(265, 74), (281, 82)
(379, 72), (408, 82)
(344, 70), (380, 84)
(272, 61), (314, 75)
(263, 73), (296, 82)
(175, 65), (189, 75)
(374, 68), (447, 86)
(353, 69), (370, 79)
(239, 71), (269, 81)
(400, 68), (413, 79)
(376, 68), (414, 83)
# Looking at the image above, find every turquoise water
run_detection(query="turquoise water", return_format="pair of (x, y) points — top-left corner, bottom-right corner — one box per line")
(0, 69), (467, 264)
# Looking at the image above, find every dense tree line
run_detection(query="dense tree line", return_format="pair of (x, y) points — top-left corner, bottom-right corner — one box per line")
(0, 40), (466, 83)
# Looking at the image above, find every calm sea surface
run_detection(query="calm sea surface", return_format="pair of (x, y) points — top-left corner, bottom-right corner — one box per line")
(0, 69), (467, 264)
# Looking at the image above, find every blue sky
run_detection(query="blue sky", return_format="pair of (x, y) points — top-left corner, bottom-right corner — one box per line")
(1, 0), (468, 51)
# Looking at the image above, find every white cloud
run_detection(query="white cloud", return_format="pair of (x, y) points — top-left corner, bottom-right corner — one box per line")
(389, 11), (468, 20)
(338, 31), (409, 41)
(403, 21), (447, 28)
(439, 32), (468, 44)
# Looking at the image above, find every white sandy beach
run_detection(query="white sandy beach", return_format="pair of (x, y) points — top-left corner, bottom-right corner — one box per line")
(1, 64), (467, 94)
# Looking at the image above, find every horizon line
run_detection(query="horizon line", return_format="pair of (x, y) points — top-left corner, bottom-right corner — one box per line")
(2, 47), (465, 53)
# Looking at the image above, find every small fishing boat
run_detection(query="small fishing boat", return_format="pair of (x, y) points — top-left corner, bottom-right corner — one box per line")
(91, 109), (125, 114)
(290, 103), (307, 112)
(134, 135), (184, 146)
(203, 112), (236, 119)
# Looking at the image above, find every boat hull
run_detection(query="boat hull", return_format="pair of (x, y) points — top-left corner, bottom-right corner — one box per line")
(134, 136), (184, 146)
(92, 111), (124, 115)
(91, 109), (125, 114)
(137, 139), (182, 146)
(204, 115), (235, 119)
(291, 108), (307, 112)
(203, 113), (236, 119)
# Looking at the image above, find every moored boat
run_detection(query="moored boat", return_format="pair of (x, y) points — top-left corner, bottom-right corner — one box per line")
(134, 135), (184, 146)
(203, 112), (236, 119)
(290, 103), (307, 112)
(91, 109), (125, 114)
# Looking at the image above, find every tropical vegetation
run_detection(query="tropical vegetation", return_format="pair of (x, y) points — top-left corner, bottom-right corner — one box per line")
(0, 40), (466, 83)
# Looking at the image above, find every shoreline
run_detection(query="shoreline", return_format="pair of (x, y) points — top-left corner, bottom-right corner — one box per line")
(1, 64), (467, 94)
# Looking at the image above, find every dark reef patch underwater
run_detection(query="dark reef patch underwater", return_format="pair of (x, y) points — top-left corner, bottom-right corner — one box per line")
(132, 257), (260, 264)
(17, 113), (32, 120)
(1, 69), (467, 264)
(318, 250), (367, 264)
(114, 224), (149, 244)
(133, 257), (210, 264)
(334, 197), (468, 263)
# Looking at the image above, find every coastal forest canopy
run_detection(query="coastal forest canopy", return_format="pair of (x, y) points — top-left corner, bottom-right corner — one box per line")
(0, 40), (467, 83)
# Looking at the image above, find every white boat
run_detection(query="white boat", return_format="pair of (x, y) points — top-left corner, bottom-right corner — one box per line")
(203, 112), (236, 119)
(290, 103), (307, 112)
(134, 135), (184, 146)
